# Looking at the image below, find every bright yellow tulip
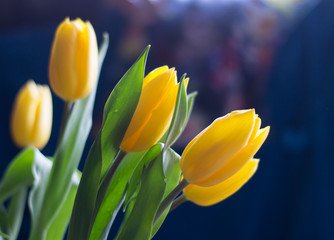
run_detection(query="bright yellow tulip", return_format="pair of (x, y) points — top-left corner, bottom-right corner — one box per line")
(120, 66), (182, 152)
(10, 80), (53, 149)
(180, 109), (269, 187)
(183, 158), (259, 206)
(49, 18), (98, 101)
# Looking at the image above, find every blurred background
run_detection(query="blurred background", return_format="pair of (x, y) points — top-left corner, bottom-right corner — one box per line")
(1, 0), (334, 239)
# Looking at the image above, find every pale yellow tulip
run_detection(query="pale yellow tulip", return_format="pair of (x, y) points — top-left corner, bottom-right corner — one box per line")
(49, 18), (98, 101)
(10, 80), (53, 149)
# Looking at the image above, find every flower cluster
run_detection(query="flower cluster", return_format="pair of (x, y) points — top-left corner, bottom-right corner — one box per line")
(5, 18), (269, 240)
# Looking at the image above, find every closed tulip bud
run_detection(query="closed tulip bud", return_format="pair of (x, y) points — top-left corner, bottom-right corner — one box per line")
(121, 66), (181, 152)
(10, 80), (53, 149)
(183, 158), (259, 206)
(49, 18), (98, 101)
(180, 109), (269, 187)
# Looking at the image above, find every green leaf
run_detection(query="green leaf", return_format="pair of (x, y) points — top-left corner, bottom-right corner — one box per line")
(100, 45), (151, 181)
(0, 148), (53, 239)
(45, 172), (80, 240)
(0, 146), (80, 240)
(123, 144), (163, 211)
(186, 91), (197, 123)
(28, 149), (53, 239)
(67, 136), (102, 240)
(8, 187), (27, 240)
(90, 143), (162, 240)
(0, 148), (34, 203)
(115, 154), (166, 240)
(99, 197), (125, 240)
(89, 151), (146, 240)
(164, 75), (188, 149)
(151, 148), (181, 237)
(68, 45), (150, 240)
(28, 150), (81, 240)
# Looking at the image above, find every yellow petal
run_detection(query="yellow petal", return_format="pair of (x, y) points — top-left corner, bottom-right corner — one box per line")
(74, 20), (89, 99)
(49, 18), (98, 101)
(248, 117), (261, 144)
(143, 66), (169, 89)
(10, 80), (53, 149)
(180, 109), (256, 184)
(197, 126), (269, 187)
(11, 81), (40, 147)
(31, 85), (53, 149)
(128, 81), (179, 151)
(183, 159), (259, 206)
(139, 68), (176, 111)
(49, 19), (78, 100)
(184, 77), (189, 89)
(74, 20), (98, 99)
(121, 68), (178, 152)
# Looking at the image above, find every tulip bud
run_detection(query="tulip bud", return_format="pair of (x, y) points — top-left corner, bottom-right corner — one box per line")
(180, 109), (269, 187)
(49, 18), (98, 101)
(183, 158), (259, 206)
(120, 66), (181, 152)
(10, 80), (53, 149)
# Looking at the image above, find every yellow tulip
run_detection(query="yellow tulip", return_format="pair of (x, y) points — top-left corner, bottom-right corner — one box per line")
(49, 18), (98, 101)
(10, 80), (53, 149)
(183, 158), (259, 206)
(180, 109), (269, 187)
(120, 66), (182, 152)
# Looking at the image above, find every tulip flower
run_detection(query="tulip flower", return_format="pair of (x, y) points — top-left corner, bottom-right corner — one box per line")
(180, 109), (269, 187)
(10, 80), (53, 149)
(183, 158), (259, 206)
(121, 66), (182, 152)
(49, 18), (98, 101)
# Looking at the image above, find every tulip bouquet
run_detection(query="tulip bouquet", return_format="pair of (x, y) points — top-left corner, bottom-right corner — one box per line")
(0, 18), (269, 240)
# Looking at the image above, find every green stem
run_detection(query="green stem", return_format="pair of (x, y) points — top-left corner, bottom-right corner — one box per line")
(153, 179), (189, 225)
(91, 150), (127, 223)
(170, 194), (187, 212)
(56, 101), (72, 149)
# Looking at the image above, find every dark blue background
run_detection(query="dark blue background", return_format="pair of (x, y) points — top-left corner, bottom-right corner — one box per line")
(1, 0), (333, 239)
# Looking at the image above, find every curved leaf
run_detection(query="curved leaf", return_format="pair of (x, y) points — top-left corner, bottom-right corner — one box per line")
(68, 46), (150, 240)
(91, 144), (163, 239)
(46, 172), (80, 240)
(164, 76), (188, 149)
(89, 151), (146, 240)
(67, 136), (102, 240)
(123, 144), (163, 211)
(115, 154), (166, 240)
(28, 150), (81, 240)
(0, 148), (34, 203)
(151, 148), (181, 237)
(100, 46), (151, 181)
(28, 149), (53, 239)
(186, 91), (197, 122)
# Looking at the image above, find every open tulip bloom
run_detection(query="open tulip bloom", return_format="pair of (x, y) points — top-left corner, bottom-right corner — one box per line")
(0, 18), (270, 240)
